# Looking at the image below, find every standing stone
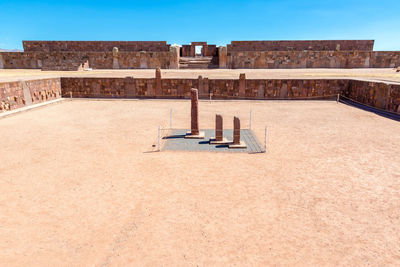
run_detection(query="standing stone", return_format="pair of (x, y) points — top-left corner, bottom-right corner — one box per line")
(169, 45), (180, 69)
(191, 88), (199, 135)
(218, 46), (228, 68)
(112, 47), (119, 69)
(233, 116), (241, 145)
(239, 73), (246, 98)
(215, 114), (223, 141)
(155, 68), (162, 96)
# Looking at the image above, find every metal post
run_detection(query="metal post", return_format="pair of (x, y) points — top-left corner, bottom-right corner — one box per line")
(158, 125), (161, 151)
(70, 91), (72, 98)
(337, 93), (339, 103)
(249, 109), (252, 130)
(264, 126), (267, 149)
(170, 108), (173, 129)
(209, 92), (212, 103)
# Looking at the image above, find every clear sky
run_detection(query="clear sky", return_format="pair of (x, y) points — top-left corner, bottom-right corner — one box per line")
(0, 0), (399, 51)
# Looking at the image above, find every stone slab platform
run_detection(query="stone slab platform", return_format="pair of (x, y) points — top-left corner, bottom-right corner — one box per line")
(163, 129), (265, 153)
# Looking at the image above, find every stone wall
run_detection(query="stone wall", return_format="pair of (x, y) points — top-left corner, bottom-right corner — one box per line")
(61, 76), (345, 100)
(344, 80), (400, 113)
(0, 78), (61, 111)
(227, 51), (400, 69)
(60, 75), (400, 114)
(23, 41), (170, 52)
(228, 40), (374, 51)
(0, 51), (173, 70)
(0, 52), (43, 69)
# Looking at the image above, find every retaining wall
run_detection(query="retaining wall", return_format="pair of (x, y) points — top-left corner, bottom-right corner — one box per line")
(227, 51), (400, 69)
(0, 78), (61, 111)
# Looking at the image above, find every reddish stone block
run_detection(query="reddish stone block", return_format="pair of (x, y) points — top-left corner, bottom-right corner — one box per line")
(215, 114), (223, 141)
(233, 116), (240, 144)
(191, 88), (199, 135)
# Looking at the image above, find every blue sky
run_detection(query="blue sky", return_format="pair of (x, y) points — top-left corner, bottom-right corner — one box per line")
(0, 0), (399, 50)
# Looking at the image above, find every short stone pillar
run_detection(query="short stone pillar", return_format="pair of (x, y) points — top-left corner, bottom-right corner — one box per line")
(218, 46), (227, 68)
(155, 68), (162, 96)
(229, 116), (246, 148)
(185, 88), (204, 139)
(239, 73), (246, 98)
(169, 45), (180, 69)
(215, 114), (223, 141)
(112, 47), (119, 69)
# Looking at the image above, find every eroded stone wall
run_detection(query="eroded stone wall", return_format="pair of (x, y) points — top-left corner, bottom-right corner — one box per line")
(344, 80), (400, 113)
(23, 41), (170, 52)
(227, 51), (400, 69)
(61, 76), (345, 100)
(228, 40), (374, 51)
(0, 78), (61, 111)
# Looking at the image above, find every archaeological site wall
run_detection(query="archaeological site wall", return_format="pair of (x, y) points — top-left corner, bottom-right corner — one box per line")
(59, 74), (400, 114)
(0, 40), (399, 70)
(23, 41), (170, 52)
(344, 80), (400, 113)
(0, 78), (61, 111)
(227, 51), (400, 69)
(228, 40), (375, 51)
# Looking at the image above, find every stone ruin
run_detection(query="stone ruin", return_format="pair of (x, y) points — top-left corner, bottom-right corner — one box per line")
(1, 39), (400, 70)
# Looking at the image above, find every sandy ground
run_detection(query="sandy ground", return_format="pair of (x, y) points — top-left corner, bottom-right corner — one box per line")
(0, 99), (400, 266)
(0, 68), (400, 83)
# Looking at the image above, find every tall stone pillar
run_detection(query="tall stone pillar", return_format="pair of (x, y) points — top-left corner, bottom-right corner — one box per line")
(215, 114), (223, 141)
(112, 47), (119, 69)
(239, 73), (246, 98)
(185, 88), (204, 139)
(191, 88), (199, 135)
(169, 45), (180, 69)
(218, 46), (227, 68)
(155, 68), (162, 96)
(0, 54), (4, 69)
(229, 116), (246, 148)
(233, 116), (240, 144)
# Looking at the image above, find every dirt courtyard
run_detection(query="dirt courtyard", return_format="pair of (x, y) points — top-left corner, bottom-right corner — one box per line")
(0, 99), (400, 265)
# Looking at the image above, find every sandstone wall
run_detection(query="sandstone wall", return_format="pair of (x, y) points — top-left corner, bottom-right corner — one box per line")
(23, 41), (170, 52)
(228, 40), (374, 51)
(227, 51), (400, 69)
(0, 51), (173, 70)
(61, 76), (345, 100)
(0, 78), (61, 111)
(344, 80), (400, 113)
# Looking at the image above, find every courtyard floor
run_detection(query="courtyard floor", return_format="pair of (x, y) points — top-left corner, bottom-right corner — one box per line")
(0, 99), (399, 265)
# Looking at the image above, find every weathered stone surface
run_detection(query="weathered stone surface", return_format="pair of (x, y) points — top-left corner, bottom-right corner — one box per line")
(215, 114), (223, 141)
(155, 68), (162, 96)
(218, 46), (227, 68)
(169, 45), (180, 69)
(112, 47), (119, 69)
(239, 73), (246, 97)
(191, 88), (199, 135)
(233, 116), (241, 144)
(0, 78), (61, 111)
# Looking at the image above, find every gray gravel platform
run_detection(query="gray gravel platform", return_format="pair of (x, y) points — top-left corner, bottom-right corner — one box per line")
(163, 129), (265, 153)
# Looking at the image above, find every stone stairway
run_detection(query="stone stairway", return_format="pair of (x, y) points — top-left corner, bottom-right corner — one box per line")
(179, 56), (217, 69)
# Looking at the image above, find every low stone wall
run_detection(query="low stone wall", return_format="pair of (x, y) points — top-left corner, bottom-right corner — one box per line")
(227, 51), (400, 69)
(60, 75), (400, 114)
(344, 80), (400, 113)
(0, 78), (61, 111)
(61, 76), (345, 100)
